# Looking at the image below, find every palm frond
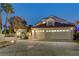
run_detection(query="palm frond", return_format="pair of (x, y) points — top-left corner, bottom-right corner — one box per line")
(1, 3), (14, 14)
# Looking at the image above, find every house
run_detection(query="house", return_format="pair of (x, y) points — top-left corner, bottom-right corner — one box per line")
(9, 16), (27, 33)
(31, 16), (75, 41)
(9, 16), (27, 38)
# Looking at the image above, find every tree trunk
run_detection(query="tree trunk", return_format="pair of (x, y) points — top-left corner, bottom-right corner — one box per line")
(5, 11), (11, 34)
(0, 14), (2, 34)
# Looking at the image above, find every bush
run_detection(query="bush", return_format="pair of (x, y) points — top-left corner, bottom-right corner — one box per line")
(74, 32), (79, 41)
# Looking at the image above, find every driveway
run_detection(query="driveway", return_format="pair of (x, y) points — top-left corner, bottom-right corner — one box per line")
(0, 39), (79, 56)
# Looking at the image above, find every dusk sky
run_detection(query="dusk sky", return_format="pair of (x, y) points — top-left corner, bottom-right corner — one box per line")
(2, 3), (79, 29)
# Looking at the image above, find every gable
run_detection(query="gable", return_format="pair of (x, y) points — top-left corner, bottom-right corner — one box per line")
(34, 16), (74, 27)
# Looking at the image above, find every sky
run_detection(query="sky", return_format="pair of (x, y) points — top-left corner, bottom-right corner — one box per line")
(2, 3), (79, 29)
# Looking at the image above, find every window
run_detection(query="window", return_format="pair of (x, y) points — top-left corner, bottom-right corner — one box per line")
(66, 30), (70, 32)
(42, 30), (44, 32)
(39, 30), (41, 32)
(49, 30), (51, 32)
(47, 21), (55, 26)
(45, 29), (70, 32)
(35, 31), (37, 32)
(62, 30), (65, 32)
(51, 30), (54, 32)
(52, 30), (56, 32)
(46, 30), (49, 32)
(56, 30), (60, 32)
(35, 30), (44, 32)
(70, 28), (73, 30)
(59, 30), (62, 32)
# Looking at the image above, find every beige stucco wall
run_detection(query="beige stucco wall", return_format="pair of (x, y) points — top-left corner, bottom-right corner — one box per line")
(15, 29), (27, 37)
(31, 27), (75, 41)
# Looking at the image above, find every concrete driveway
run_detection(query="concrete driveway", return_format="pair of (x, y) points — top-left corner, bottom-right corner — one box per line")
(0, 39), (79, 56)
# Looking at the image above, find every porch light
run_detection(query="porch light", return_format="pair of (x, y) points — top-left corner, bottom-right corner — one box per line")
(39, 30), (42, 32)
(32, 30), (34, 32)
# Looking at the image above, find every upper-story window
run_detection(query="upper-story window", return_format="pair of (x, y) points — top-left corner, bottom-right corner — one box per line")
(46, 21), (55, 26)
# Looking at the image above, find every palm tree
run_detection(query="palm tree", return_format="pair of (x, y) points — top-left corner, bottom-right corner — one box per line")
(1, 3), (14, 34)
(0, 7), (2, 33)
(0, 4), (4, 34)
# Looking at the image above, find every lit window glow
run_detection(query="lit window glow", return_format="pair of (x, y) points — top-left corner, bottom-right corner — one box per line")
(56, 30), (58, 31)
(62, 30), (65, 32)
(42, 30), (44, 32)
(34, 29), (70, 33)
(66, 30), (69, 32)
(46, 30), (48, 32)
(53, 30), (56, 32)
(35, 31), (37, 32)
(35, 30), (45, 32)
(59, 30), (62, 32)
(16, 32), (21, 36)
(70, 28), (73, 30)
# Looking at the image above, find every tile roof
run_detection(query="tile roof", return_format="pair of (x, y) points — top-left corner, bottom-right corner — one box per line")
(32, 23), (75, 28)
(33, 16), (75, 28)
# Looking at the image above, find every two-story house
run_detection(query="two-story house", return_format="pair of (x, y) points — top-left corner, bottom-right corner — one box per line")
(31, 16), (75, 41)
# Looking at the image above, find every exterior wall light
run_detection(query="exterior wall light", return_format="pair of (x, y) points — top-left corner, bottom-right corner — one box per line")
(32, 30), (34, 32)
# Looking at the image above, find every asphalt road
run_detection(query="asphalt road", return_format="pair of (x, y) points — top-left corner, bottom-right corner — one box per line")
(0, 40), (79, 56)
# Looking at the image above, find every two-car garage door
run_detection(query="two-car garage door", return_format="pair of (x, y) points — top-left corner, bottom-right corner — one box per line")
(31, 27), (74, 41)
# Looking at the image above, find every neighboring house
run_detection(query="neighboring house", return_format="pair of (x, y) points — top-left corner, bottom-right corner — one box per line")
(9, 16), (27, 33)
(31, 16), (75, 41)
(9, 16), (27, 38)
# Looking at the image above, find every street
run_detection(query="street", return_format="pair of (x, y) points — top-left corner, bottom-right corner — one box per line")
(0, 39), (79, 56)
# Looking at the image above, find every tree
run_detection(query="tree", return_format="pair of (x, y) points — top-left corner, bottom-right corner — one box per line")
(23, 19), (27, 26)
(1, 3), (14, 34)
(0, 7), (2, 33)
(0, 4), (4, 34)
